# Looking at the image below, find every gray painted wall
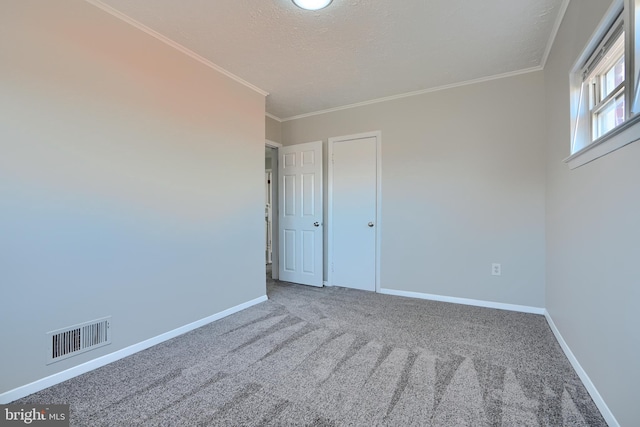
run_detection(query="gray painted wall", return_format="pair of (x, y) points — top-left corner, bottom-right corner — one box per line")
(544, 1), (640, 425)
(266, 116), (282, 143)
(282, 72), (547, 308)
(0, 1), (266, 394)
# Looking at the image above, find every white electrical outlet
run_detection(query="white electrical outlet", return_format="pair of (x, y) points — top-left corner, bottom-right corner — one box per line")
(492, 263), (501, 276)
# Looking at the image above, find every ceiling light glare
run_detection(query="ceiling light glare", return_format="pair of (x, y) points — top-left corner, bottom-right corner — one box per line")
(292, 0), (333, 11)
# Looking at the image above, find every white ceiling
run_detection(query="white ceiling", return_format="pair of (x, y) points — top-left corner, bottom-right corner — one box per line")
(95, 0), (567, 120)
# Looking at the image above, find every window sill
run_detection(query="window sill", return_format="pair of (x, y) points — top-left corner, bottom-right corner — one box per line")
(565, 114), (640, 169)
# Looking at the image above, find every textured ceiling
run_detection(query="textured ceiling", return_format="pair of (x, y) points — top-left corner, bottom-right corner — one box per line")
(96, 0), (566, 120)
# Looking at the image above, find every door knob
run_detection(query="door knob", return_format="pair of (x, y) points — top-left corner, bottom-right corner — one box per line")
(368, 222), (374, 227)
(314, 222), (320, 227)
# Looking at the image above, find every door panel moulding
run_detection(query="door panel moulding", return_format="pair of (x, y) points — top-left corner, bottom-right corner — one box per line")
(277, 141), (324, 287)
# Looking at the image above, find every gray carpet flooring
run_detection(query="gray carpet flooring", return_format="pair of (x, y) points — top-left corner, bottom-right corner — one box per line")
(15, 270), (607, 426)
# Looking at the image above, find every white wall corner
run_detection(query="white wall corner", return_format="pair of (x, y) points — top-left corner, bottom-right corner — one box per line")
(543, 310), (620, 427)
(0, 295), (268, 404)
(540, 0), (572, 68)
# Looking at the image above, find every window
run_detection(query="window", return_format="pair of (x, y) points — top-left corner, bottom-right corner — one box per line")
(567, 0), (640, 169)
(585, 24), (625, 141)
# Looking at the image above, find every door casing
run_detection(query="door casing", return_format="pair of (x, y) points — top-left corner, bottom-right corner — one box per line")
(266, 139), (281, 280)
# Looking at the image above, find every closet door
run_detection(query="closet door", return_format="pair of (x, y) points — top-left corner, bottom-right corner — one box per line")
(329, 134), (379, 292)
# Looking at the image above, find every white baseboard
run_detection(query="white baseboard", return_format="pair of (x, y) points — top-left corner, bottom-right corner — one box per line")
(543, 311), (619, 427)
(378, 288), (545, 315)
(0, 295), (268, 404)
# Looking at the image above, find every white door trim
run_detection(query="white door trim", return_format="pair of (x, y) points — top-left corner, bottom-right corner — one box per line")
(327, 131), (382, 292)
(265, 169), (273, 264)
(265, 140), (281, 280)
(266, 139), (282, 148)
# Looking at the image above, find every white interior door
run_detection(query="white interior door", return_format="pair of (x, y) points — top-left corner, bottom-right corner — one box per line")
(278, 141), (323, 287)
(330, 135), (378, 291)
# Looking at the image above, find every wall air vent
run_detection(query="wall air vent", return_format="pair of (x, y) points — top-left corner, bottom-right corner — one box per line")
(46, 316), (111, 364)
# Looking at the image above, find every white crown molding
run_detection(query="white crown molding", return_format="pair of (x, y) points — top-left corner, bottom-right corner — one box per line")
(86, 0), (562, 125)
(265, 112), (283, 122)
(84, 0), (269, 97)
(541, 0), (571, 68)
(281, 66), (543, 122)
(544, 310), (620, 427)
(0, 295), (268, 404)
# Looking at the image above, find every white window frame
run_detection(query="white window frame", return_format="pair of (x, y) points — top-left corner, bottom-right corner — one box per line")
(586, 21), (625, 140)
(567, 0), (640, 169)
